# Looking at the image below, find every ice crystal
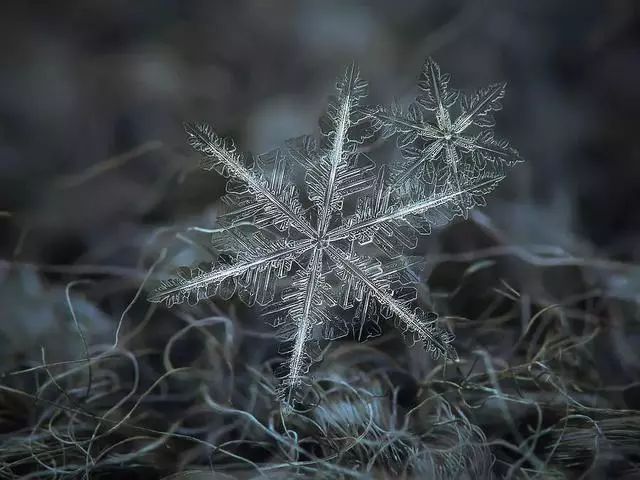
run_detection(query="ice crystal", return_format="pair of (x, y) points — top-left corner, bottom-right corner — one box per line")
(148, 60), (522, 408)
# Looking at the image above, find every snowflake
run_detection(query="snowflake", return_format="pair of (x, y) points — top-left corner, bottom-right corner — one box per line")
(148, 60), (522, 408)
(369, 59), (521, 198)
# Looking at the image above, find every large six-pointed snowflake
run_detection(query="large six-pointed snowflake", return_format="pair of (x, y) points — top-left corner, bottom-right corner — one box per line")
(149, 60), (522, 407)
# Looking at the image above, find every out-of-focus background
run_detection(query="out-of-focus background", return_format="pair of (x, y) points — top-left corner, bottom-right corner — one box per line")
(2, 0), (639, 257)
(1, 1), (640, 479)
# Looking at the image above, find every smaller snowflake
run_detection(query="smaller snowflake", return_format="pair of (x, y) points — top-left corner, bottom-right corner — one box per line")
(148, 59), (522, 408)
(370, 58), (522, 198)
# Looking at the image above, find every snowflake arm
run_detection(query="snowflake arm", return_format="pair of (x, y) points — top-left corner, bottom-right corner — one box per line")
(325, 243), (457, 360)
(148, 237), (313, 307)
(455, 130), (522, 166)
(330, 172), (505, 243)
(185, 122), (316, 237)
(418, 57), (457, 132)
(273, 246), (330, 408)
(300, 63), (373, 235)
(365, 104), (442, 144)
(453, 82), (507, 132)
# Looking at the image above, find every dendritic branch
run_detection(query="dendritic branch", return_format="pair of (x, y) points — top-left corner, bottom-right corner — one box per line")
(325, 243), (457, 360)
(148, 239), (313, 307)
(185, 122), (316, 238)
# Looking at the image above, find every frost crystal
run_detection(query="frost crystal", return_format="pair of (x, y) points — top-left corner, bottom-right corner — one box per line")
(148, 60), (522, 408)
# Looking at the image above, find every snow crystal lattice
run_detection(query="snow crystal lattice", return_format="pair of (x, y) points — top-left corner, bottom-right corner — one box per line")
(148, 59), (522, 409)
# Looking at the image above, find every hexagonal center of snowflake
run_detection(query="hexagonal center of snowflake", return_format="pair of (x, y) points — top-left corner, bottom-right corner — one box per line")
(443, 132), (453, 141)
(314, 235), (330, 249)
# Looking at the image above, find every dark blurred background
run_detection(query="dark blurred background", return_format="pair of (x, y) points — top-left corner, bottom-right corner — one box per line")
(1, 0), (639, 265)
